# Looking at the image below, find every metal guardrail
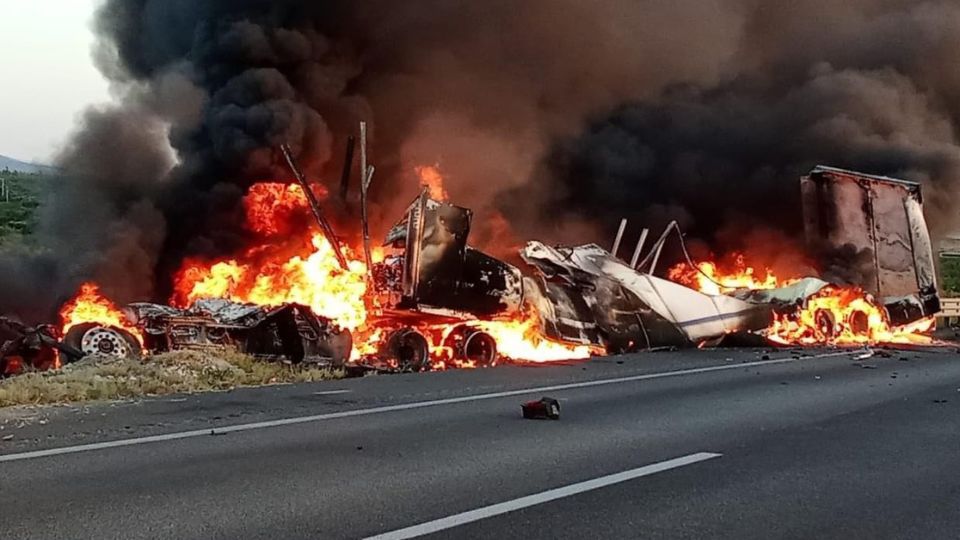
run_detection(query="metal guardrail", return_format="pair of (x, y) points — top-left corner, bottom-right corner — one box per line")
(937, 298), (960, 318)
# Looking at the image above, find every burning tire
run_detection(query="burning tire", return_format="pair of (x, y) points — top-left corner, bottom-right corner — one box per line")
(847, 309), (870, 337)
(62, 323), (141, 362)
(446, 326), (498, 367)
(813, 309), (837, 340)
(383, 328), (431, 371)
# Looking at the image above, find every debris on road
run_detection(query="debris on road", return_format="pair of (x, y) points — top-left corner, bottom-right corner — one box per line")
(522, 397), (561, 420)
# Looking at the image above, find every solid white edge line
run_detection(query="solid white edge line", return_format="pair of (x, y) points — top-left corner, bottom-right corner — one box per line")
(0, 351), (851, 463)
(364, 452), (723, 540)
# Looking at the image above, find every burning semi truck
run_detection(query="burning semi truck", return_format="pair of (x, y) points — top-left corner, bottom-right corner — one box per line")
(0, 162), (943, 377)
(370, 164), (940, 358)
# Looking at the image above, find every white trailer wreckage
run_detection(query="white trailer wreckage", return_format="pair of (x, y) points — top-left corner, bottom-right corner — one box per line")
(360, 164), (940, 364)
(0, 165), (943, 375)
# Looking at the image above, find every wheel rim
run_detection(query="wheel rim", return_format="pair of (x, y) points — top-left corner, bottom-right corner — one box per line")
(80, 327), (133, 359)
(461, 330), (497, 366)
(387, 329), (430, 371)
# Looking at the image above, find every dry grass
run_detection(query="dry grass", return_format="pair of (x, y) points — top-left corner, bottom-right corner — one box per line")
(0, 350), (344, 408)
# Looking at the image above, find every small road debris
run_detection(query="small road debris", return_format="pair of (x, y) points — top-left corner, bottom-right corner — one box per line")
(522, 397), (561, 420)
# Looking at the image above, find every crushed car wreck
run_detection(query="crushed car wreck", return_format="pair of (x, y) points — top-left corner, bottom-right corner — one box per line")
(0, 317), (77, 376)
(2, 294), (352, 378)
(124, 300), (352, 366)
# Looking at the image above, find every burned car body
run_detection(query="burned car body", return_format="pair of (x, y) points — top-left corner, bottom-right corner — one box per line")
(0, 317), (73, 376)
(123, 300), (352, 366)
(2, 300), (352, 376)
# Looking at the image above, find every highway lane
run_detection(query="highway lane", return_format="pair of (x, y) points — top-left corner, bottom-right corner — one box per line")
(1, 347), (958, 539)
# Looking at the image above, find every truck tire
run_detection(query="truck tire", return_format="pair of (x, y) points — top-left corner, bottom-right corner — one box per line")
(63, 323), (142, 362)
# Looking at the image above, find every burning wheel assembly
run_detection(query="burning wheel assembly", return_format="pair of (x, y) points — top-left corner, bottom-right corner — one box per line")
(848, 309), (870, 336)
(383, 328), (431, 371)
(62, 323), (141, 362)
(445, 326), (498, 366)
(813, 309), (837, 340)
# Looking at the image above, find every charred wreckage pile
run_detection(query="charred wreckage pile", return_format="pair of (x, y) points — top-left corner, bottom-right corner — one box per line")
(0, 151), (943, 377)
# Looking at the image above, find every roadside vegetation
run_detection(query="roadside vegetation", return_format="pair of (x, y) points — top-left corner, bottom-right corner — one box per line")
(0, 170), (49, 247)
(939, 255), (960, 296)
(0, 350), (344, 408)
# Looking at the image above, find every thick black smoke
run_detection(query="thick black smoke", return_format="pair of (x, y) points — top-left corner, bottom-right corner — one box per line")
(513, 1), (960, 261)
(4, 0), (960, 321)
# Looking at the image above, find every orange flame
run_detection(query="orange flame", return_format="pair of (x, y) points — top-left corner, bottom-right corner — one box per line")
(245, 183), (313, 235)
(173, 233), (370, 330)
(427, 324), (478, 371)
(767, 286), (934, 346)
(424, 309), (593, 370)
(471, 309), (594, 363)
(668, 254), (787, 295)
(669, 253), (934, 346)
(172, 181), (370, 330)
(415, 164), (449, 201)
(105, 177), (604, 367)
(172, 180), (592, 366)
(59, 282), (144, 346)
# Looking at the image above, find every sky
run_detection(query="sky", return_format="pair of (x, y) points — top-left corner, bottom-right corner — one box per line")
(0, 0), (110, 163)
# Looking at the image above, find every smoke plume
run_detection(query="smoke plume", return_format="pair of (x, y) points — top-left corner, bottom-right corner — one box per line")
(515, 0), (960, 257)
(3, 0), (960, 320)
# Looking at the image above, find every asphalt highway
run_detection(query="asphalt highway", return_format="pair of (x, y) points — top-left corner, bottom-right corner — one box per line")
(1, 347), (959, 539)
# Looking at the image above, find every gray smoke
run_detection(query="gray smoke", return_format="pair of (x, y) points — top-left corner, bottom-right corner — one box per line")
(4, 0), (960, 321)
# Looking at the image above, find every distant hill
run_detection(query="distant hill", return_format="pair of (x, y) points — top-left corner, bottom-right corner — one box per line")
(0, 154), (58, 175)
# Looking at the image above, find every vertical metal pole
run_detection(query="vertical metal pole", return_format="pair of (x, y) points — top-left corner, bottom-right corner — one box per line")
(630, 228), (649, 268)
(359, 121), (374, 279)
(339, 135), (356, 203)
(280, 144), (348, 269)
(360, 122), (368, 196)
(611, 218), (627, 257)
(649, 248), (664, 276)
(361, 166), (375, 277)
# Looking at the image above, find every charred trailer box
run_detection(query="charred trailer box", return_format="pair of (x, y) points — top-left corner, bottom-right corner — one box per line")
(800, 165), (940, 324)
